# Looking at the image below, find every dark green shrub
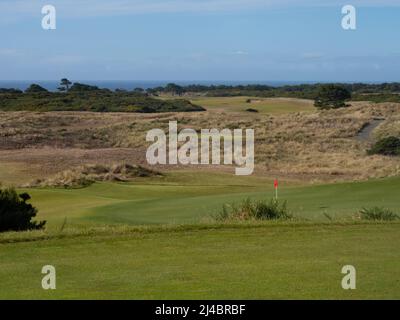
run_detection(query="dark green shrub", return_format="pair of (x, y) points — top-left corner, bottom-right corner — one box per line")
(358, 207), (399, 221)
(245, 108), (259, 113)
(69, 82), (100, 92)
(25, 84), (48, 93)
(0, 188), (46, 232)
(314, 84), (351, 109)
(368, 136), (400, 156)
(216, 198), (292, 221)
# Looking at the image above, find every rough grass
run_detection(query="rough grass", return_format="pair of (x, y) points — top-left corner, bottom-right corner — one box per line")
(1, 102), (400, 186)
(25, 163), (161, 188)
(216, 198), (292, 221)
(374, 119), (400, 140)
(358, 207), (399, 221)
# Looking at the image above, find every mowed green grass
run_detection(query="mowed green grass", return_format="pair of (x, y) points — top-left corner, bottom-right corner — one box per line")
(21, 172), (400, 229)
(22, 171), (275, 228)
(0, 223), (399, 299)
(189, 96), (314, 114)
(2, 172), (399, 299)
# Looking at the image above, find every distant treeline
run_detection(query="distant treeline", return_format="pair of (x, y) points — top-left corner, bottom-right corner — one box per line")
(0, 82), (204, 113)
(1, 81), (400, 112)
(148, 82), (400, 103)
(147, 82), (400, 102)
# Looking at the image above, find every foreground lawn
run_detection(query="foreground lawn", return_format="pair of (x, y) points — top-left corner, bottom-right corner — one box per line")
(0, 222), (399, 299)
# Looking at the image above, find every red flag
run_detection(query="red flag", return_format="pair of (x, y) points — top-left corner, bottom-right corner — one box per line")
(274, 179), (278, 189)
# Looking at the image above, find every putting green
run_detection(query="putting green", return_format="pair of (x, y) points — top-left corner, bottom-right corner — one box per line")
(21, 172), (400, 229)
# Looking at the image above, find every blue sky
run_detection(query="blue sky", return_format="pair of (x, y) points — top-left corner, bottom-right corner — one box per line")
(1, 0), (400, 81)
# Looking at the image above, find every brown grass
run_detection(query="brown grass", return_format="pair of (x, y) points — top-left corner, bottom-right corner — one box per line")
(0, 101), (399, 185)
(24, 163), (161, 188)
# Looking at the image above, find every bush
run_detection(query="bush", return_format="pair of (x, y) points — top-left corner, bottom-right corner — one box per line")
(0, 188), (46, 232)
(25, 84), (48, 93)
(314, 84), (351, 110)
(216, 198), (292, 221)
(245, 108), (259, 113)
(368, 136), (400, 156)
(358, 207), (399, 221)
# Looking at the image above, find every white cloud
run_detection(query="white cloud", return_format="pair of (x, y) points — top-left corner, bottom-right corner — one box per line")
(232, 51), (249, 55)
